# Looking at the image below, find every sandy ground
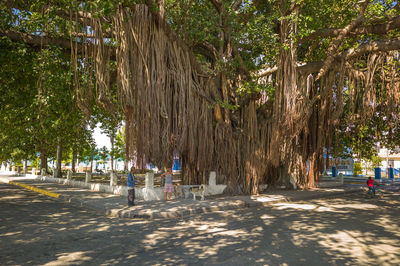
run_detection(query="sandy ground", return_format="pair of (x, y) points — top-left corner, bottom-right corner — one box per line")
(1, 183), (399, 265)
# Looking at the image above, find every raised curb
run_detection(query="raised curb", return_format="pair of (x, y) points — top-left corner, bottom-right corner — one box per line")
(106, 200), (250, 219)
(106, 188), (364, 220)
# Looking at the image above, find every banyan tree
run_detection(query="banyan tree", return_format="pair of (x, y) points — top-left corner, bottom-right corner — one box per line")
(1, 0), (400, 194)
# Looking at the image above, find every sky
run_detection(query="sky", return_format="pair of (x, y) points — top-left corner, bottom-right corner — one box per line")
(93, 125), (111, 150)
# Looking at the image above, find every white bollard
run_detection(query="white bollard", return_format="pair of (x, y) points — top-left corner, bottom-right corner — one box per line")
(32, 168), (37, 175)
(145, 172), (154, 188)
(85, 172), (92, 183)
(67, 170), (72, 180)
(110, 172), (117, 186)
(209, 171), (217, 186)
(143, 172), (161, 201)
(339, 173), (344, 184)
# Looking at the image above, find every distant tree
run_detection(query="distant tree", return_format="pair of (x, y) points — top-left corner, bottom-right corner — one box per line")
(99, 146), (109, 170)
(113, 127), (126, 170)
(363, 155), (382, 175)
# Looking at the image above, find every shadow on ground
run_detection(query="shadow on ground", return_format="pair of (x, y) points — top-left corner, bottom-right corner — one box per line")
(1, 183), (399, 265)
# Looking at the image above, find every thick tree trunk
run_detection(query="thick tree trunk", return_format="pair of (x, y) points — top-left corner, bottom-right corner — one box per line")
(124, 159), (128, 171)
(39, 151), (47, 173)
(90, 149), (94, 173)
(110, 134), (114, 171)
(23, 159), (27, 174)
(72, 149), (77, 173)
(267, 4), (299, 188)
(326, 148), (330, 173)
(124, 116), (131, 172)
(55, 138), (62, 178)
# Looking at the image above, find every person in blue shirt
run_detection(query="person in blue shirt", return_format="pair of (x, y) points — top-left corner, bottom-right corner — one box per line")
(127, 166), (137, 206)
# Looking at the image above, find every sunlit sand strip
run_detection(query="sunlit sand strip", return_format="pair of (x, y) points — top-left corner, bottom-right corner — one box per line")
(9, 181), (60, 198)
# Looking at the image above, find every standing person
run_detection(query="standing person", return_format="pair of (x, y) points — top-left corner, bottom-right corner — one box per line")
(127, 166), (137, 206)
(161, 168), (174, 201)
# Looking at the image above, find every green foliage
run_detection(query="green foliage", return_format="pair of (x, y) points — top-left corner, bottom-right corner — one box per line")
(353, 162), (363, 176)
(113, 127), (126, 161)
(237, 81), (275, 98)
(0, 37), (92, 165)
(364, 155), (382, 174)
(99, 146), (109, 163)
(0, 38), (37, 162)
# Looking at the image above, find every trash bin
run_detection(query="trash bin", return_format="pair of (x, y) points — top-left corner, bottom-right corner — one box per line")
(374, 167), (381, 179)
(388, 168), (394, 179)
(331, 166), (336, 178)
(173, 158), (181, 171)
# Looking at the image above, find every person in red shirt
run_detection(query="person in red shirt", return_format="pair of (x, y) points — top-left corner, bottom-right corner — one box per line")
(367, 177), (377, 196)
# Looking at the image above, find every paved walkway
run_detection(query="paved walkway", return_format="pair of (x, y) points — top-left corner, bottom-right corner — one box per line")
(0, 174), (368, 219)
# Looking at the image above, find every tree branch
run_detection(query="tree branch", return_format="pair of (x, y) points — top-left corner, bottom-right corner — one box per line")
(345, 39), (400, 60)
(316, 0), (369, 80)
(299, 16), (400, 44)
(0, 28), (116, 58)
(260, 39), (400, 76)
(193, 42), (218, 62)
(0, 29), (78, 51)
(209, 0), (223, 14)
(258, 66), (279, 78)
(231, 0), (242, 11)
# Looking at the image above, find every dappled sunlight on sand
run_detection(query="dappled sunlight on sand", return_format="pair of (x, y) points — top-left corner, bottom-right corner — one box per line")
(1, 182), (399, 265)
(43, 251), (93, 266)
(317, 230), (400, 265)
(142, 220), (229, 247)
(140, 217), (268, 260)
(252, 195), (287, 202)
(95, 225), (111, 232)
(132, 193), (400, 264)
(372, 216), (400, 237)
(272, 201), (378, 213)
(214, 228), (250, 236)
(48, 212), (73, 218)
(0, 195), (26, 200)
(260, 214), (275, 220)
(0, 231), (23, 237)
(328, 203), (377, 210)
(259, 214), (276, 225)
(274, 203), (317, 210)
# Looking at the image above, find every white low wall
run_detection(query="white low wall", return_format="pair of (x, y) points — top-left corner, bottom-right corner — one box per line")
(36, 171), (228, 201)
(38, 176), (164, 200)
